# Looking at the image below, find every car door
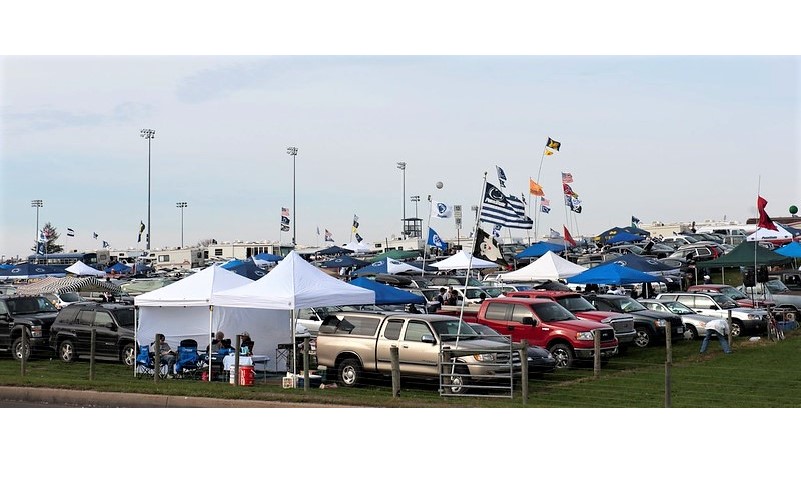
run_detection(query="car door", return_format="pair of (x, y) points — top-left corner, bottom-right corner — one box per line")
(398, 319), (440, 376)
(74, 309), (95, 354)
(375, 318), (404, 374)
(685, 295), (722, 318)
(92, 310), (118, 357)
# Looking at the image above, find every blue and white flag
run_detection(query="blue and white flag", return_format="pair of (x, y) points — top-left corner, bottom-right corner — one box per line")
(431, 200), (453, 219)
(492, 224), (502, 238)
(36, 230), (46, 255)
(67, 228), (75, 237)
(427, 227), (448, 251)
(102, 240), (109, 248)
(479, 182), (533, 229)
(496, 165), (508, 188)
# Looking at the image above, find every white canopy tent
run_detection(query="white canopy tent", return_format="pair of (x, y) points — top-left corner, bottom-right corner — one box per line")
(746, 224), (794, 242)
(343, 240), (372, 253)
(499, 251), (588, 282)
(431, 250), (500, 271)
(212, 251), (375, 375)
(65, 260), (106, 277)
(134, 266), (256, 358)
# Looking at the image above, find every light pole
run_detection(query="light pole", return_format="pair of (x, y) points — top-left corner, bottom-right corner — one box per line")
(140, 128), (155, 250)
(287, 147), (298, 246)
(397, 162), (407, 238)
(176, 202), (187, 248)
(31, 199), (43, 251)
(410, 195), (421, 238)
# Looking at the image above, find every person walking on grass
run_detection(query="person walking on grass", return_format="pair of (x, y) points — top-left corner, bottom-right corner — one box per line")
(700, 318), (732, 354)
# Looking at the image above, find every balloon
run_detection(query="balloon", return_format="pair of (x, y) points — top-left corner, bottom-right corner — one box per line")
(790, 205), (798, 215)
(435, 181), (443, 189)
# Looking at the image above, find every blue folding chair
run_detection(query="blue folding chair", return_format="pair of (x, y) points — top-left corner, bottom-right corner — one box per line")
(175, 339), (203, 379)
(135, 344), (168, 378)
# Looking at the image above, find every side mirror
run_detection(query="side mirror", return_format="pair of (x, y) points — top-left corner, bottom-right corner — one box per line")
(522, 317), (536, 326)
(105, 322), (117, 330)
(421, 334), (436, 344)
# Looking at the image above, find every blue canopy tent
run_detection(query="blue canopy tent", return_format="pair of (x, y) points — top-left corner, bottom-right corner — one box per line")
(105, 262), (132, 274)
(404, 260), (440, 272)
(219, 259), (268, 280)
(316, 245), (353, 256)
(606, 232), (647, 245)
(776, 241), (801, 258)
(319, 256), (370, 269)
(0, 264), (13, 270)
(515, 242), (565, 259)
(253, 253), (284, 262)
(0, 262), (66, 280)
(349, 277), (426, 305)
(352, 258), (425, 277)
(596, 254), (678, 274)
(567, 262), (665, 285)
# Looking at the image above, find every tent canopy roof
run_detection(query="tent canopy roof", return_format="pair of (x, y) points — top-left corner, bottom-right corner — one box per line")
(135, 265), (253, 307)
(696, 241), (792, 268)
(500, 251), (587, 281)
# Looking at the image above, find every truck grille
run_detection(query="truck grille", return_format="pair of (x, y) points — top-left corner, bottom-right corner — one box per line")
(609, 317), (635, 334)
(599, 328), (616, 342)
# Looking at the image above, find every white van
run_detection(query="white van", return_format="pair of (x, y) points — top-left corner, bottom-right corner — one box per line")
(695, 226), (748, 245)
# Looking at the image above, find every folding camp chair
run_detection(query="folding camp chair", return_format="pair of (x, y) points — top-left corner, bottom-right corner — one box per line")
(175, 339), (203, 379)
(135, 344), (168, 378)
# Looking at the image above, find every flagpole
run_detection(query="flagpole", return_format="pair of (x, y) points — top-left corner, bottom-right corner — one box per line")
(421, 197), (433, 278)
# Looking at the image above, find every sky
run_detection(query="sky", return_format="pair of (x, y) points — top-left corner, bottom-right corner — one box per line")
(1, 4), (800, 260)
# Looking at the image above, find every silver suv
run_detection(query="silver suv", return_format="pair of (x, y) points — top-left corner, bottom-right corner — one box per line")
(655, 292), (767, 336)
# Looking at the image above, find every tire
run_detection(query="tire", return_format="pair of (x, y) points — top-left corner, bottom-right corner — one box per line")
(686, 325), (699, 340)
(337, 358), (362, 388)
(444, 364), (470, 395)
(730, 320), (742, 337)
(634, 326), (653, 348)
(121, 343), (135, 366)
(12, 337), (31, 361)
(548, 343), (574, 369)
(58, 340), (76, 363)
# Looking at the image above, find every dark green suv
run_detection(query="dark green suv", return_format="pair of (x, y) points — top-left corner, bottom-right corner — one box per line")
(49, 303), (137, 365)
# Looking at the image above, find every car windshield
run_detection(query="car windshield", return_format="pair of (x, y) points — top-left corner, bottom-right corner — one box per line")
(557, 296), (596, 312)
(481, 287), (504, 297)
(765, 280), (790, 293)
(6, 296), (58, 314)
(661, 301), (694, 315)
(531, 302), (576, 322)
(433, 320), (480, 341)
(60, 292), (83, 303)
(711, 294), (738, 308)
(612, 296), (647, 312)
(717, 286), (748, 300)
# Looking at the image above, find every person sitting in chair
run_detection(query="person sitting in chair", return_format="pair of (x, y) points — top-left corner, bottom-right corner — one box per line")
(150, 333), (176, 376)
(240, 331), (255, 356)
(207, 331), (225, 354)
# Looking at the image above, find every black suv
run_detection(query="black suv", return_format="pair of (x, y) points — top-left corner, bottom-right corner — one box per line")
(584, 294), (685, 348)
(0, 295), (59, 360)
(49, 303), (137, 365)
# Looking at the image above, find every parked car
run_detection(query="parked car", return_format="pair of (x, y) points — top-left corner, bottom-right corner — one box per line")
(49, 302), (137, 365)
(466, 322), (557, 377)
(584, 294), (685, 348)
(638, 299), (716, 340)
(686, 284), (771, 308)
(43, 292), (87, 309)
(0, 295), (59, 360)
(656, 292), (768, 337)
(666, 244), (721, 264)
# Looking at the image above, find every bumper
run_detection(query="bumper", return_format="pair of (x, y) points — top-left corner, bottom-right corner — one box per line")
(574, 346), (618, 359)
(615, 331), (637, 345)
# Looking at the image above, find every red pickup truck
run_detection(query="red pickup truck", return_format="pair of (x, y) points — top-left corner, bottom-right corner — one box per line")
(503, 290), (637, 348)
(438, 297), (618, 369)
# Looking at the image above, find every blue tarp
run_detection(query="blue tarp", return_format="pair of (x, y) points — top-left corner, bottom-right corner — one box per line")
(515, 242), (565, 259)
(220, 260), (268, 280)
(349, 277), (426, 305)
(567, 262), (664, 285)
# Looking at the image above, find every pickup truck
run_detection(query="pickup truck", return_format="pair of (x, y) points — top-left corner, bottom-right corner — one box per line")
(0, 295), (59, 360)
(737, 279), (801, 315)
(315, 311), (521, 394)
(503, 290), (637, 348)
(438, 297), (618, 369)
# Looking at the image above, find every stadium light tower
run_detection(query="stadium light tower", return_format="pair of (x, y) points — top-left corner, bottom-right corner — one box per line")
(176, 202), (187, 248)
(287, 147), (298, 246)
(140, 128), (156, 250)
(397, 162), (407, 238)
(31, 199), (43, 250)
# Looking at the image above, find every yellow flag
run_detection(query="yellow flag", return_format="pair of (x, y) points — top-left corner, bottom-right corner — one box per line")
(544, 148), (554, 156)
(529, 179), (545, 197)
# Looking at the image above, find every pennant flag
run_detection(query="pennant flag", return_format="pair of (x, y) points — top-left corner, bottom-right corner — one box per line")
(496, 165), (508, 188)
(492, 224), (502, 238)
(102, 240), (109, 248)
(563, 226), (577, 247)
(561, 172), (573, 184)
(94, 232), (99, 240)
(431, 200), (453, 219)
(549, 228), (562, 239)
(529, 179), (545, 197)
(281, 224), (290, 232)
(67, 228), (75, 237)
(757, 196), (778, 231)
(546, 137), (561, 151)
(480, 182), (533, 229)
(324, 229), (335, 242)
(631, 216), (641, 226)
(355, 233), (363, 243)
(281, 207), (289, 217)
(427, 227), (448, 251)
(473, 227), (509, 268)
(281, 216), (290, 225)
(544, 149), (554, 156)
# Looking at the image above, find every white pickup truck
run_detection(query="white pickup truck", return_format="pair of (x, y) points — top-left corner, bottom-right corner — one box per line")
(315, 311), (521, 394)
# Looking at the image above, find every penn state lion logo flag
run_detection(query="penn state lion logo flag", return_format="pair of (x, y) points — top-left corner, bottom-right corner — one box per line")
(427, 227), (448, 251)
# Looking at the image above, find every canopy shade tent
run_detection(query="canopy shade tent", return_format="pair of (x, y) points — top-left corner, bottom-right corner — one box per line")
(369, 250), (420, 262)
(351, 258), (425, 277)
(65, 260), (107, 277)
(696, 241), (792, 269)
(16, 276), (123, 296)
(105, 262), (132, 274)
(746, 224), (794, 242)
(403, 260), (440, 272)
(319, 256), (370, 269)
(515, 242), (565, 259)
(621, 226), (651, 236)
(595, 227), (647, 245)
(431, 251), (500, 271)
(568, 262), (665, 285)
(605, 232), (647, 244)
(596, 253), (680, 274)
(253, 253), (283, 262)
(0, 262), (66, 280)
(343, 241), (372, 253)
(775, 241), (801, 258)
(349, 277), (426, 305)
(315, 245), (354, 256)
(499, 251), (587, 281)
(220, 259), (269, 280)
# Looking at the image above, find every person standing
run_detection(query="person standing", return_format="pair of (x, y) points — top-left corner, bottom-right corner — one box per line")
(700, 318), (732, 354)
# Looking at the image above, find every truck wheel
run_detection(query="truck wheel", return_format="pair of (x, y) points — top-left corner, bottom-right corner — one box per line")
(12, 337), (31, 361)
(548, 344), (574, 369)
(58, 340), (76, 363)
(444, 365), (470, 394)
(121, 343), (136, 366)
(730, 320), (742, 337)
(634, 326), (652, 348)
(337, 358), (362, 387)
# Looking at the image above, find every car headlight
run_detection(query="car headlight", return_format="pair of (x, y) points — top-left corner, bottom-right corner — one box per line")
(30, 325), (43, 338)
(576, 331), (595, 341)
(655, 319), (667, 327)
(747, 313), (763, 320)
(473, 353), (496, 362)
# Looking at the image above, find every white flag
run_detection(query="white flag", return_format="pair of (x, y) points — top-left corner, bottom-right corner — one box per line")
(431, 200), (453, 219)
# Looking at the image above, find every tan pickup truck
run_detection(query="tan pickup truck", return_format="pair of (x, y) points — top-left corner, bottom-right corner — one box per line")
(315, 311), (521, 394)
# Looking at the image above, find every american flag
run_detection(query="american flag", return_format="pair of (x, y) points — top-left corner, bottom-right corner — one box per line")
(561, 172), (573, 183)
(281, 207), (289, 217)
